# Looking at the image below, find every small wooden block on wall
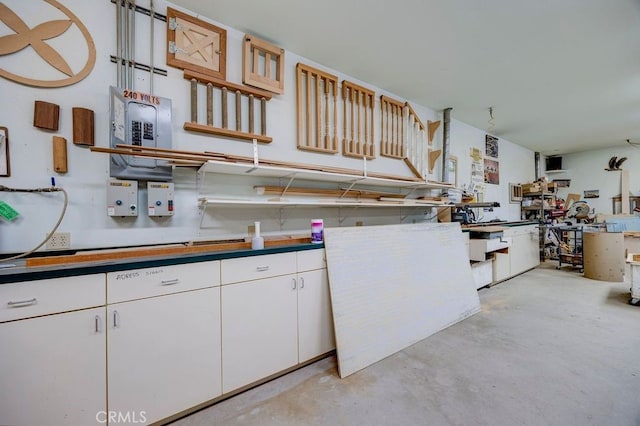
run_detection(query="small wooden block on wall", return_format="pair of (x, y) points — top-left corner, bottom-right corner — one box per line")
(52, 136), (68, 173)
(72, 107), (94, 146)
(34, 101), (60, 130)
(243, 34), (284, 95)
(166, 7), (227, 80)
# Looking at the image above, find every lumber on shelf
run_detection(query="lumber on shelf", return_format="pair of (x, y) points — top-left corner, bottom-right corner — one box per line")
(255, 185), (407, 199)
(91, 144), (423, 183)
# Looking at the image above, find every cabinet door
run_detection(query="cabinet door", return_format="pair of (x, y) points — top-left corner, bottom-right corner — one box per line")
(221, 275), (298, 393)
(298, 269), (335, 362)
(108, 287), (221, 425)
(0, 307), (106, 426)
(510, 231), (540, 275)
(493, 252), (511, 282)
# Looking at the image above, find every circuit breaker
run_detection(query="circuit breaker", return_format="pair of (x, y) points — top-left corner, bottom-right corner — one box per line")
(107, 180), (138, 217)
(110, 86), (172, 181)
(147, 182), (174, 217)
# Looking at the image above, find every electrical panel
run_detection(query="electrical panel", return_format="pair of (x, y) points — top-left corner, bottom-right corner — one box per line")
(147, 182), (174, 217)
(107, 180), (138, 217)
(110, 86), (173, 181)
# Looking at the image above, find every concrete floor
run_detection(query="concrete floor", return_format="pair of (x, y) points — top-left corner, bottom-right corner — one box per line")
(173, 263), (640, 426)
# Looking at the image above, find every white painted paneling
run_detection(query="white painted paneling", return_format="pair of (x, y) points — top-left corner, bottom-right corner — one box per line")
(324, 223), (481, 378)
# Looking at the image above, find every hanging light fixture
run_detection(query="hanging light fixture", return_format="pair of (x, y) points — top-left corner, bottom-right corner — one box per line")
(487, 106), (495, 134)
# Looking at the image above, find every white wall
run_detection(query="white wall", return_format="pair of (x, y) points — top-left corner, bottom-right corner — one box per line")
(548, 145), (640, 216)
(0, 0), (534, 254)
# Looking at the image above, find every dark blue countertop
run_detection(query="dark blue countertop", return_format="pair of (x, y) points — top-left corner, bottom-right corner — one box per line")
(0, 243), (324, 284)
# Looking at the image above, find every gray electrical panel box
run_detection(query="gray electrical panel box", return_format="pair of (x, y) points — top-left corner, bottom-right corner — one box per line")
(110, 86), (173, 181)
(147, 182), (174, 216)
(107, 179), (138, 217)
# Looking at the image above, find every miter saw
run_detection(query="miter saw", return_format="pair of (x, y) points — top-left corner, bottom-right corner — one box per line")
(566, 200), (591, 221)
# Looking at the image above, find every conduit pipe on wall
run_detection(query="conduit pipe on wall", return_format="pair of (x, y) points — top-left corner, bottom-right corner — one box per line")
(441, 107), (452, 185)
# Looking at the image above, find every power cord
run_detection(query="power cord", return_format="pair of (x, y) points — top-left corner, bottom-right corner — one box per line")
(0, 185), (69, 262)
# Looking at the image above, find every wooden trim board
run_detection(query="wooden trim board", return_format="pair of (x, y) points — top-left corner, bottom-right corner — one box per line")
(324, 223), (481, 378)
(26, 235), (310, 267)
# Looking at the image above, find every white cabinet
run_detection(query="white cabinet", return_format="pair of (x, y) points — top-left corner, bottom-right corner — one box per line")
(221, 250), (334, 393)
(0, 274), (106, 426)
(0, 307), (106, 426)
(488, 225), (539, 283)
(298, 268), (335, 362)
(221, 274), (299, 393)
(108, 287), (221, 424)
(106, 261), (221, 424)
(505, 225), (540, 276)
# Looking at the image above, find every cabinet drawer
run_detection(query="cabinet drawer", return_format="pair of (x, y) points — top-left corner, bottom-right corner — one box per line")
(0, 274), (105, 322)
(221, 252), (296, 284)
(107, 261), (220, 304)
(469, 238), (511, 261)
(297, 249), (326, 272)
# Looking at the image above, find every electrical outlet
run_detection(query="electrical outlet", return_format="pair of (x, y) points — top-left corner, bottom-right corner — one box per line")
(46, 232), (71, 250)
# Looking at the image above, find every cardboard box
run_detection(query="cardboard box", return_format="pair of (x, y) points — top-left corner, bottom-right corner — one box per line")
(522, 182), (543, 193)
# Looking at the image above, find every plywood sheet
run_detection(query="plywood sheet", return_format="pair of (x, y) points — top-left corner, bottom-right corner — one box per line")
(583, 232), (625, 282)
(324, 223), (481, 378)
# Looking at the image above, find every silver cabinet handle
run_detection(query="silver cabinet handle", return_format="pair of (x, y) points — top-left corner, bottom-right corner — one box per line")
(7, 298), (37, 307)
(292, 278), (297, 290)
(300, 277), (305, 289)
(161, 278), (180, 286)
(113, 310), (119, 328)
(256, 265), (270, 272)
(95, 315), (102, 333)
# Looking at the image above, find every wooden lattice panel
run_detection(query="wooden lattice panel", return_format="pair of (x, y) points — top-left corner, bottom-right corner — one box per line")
(243, 35), (284, 95)
(404, 103), (427, 179)
(296, 63), (338, 154)
(380, 95), (405, 159)
(183, 70), (272, 144)
(342, 81), (375, 159)
(167, 7), (227, 80)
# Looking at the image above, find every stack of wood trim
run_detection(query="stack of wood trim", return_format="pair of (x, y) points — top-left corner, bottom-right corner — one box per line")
(90, 144), (433, 183)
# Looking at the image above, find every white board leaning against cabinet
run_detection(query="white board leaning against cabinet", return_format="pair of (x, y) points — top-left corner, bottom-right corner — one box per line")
(324, 222), (481, 378)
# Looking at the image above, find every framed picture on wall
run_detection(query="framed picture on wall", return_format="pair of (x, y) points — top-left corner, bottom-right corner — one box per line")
(483, 158), (499, 185)
(485, 135), (498, 158)
(446, 155), (457, 187)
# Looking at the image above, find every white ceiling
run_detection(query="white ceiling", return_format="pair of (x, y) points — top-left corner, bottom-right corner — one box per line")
(172, 0), (640, 155)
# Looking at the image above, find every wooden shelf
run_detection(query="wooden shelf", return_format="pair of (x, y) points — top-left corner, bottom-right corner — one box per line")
(522, 206), (554, 211)
(523, 191), (556, 197)
(198, 198), (442, 208)
(198, 159), (454, 190)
